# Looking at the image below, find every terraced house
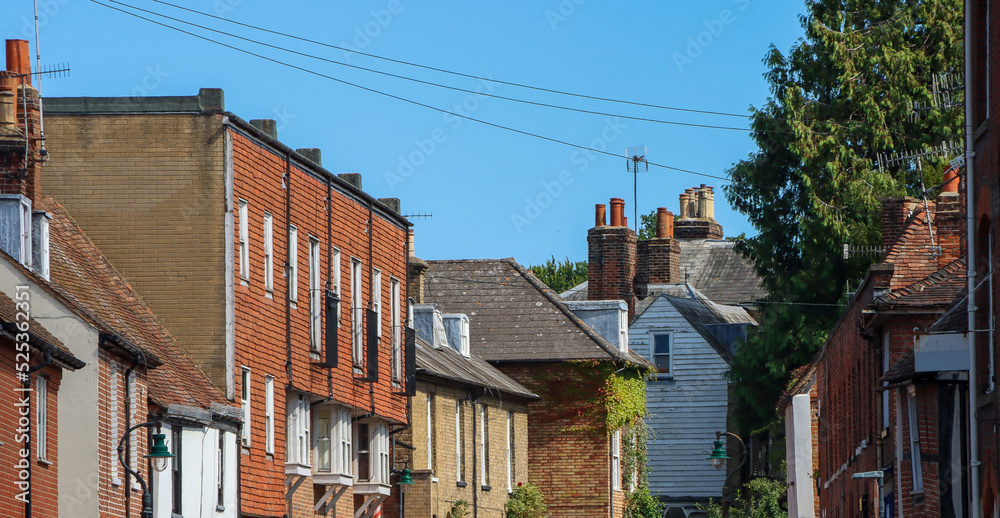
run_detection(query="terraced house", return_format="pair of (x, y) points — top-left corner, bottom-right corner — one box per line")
(39, 88), (414, 517)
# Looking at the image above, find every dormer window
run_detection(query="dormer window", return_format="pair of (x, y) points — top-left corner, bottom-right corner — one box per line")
(442, 314), (471, 357)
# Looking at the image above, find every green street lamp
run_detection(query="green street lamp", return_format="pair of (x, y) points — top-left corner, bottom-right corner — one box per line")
(119, 421), (176, 518)
(397, 468), (414, 485)
(706, 431), (748, 481)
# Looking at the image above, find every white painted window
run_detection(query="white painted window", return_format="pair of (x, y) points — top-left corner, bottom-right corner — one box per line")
(611, 429), (621, 491)
(426, 395), (434, 471)
(506, 411), (513, 492)
(313, 406), (353, 476)
(456, 401), (464, 482)
(265, 375), (275, 454)
(264, 212), (273, 294)
(333, 248), (342, 327)
(286, 392), (311, 467)
(110, 362), (120, 484)
(373, 269), (382, 337)
(652, 333), (672, 376)
(309, 237), (321, 351)
(36, 376), (47, 460)
(391, 278), (402, 381)
(479, 405), (489, 487)
(619, 308), (629, 352)
(18, 200), (30, 265)
(351, 258), (364, 366)
(238, 200), (249, 282)
(288, 225), (298, 303)
(907, 385), (923, 492)
(376, 422), (390, 485)
(460, 316), (470, 357)
(217, 431), (226, 508)
(240, 367), (251, 446)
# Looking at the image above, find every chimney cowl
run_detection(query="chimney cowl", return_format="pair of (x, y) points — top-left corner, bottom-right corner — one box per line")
(5, 40), (30, 84)
(655, 207), (674, 239)
(595, 204), (606, 227)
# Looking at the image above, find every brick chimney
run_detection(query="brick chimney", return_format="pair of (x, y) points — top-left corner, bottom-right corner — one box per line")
(675, 184), (723, 239)
(933, 167), (964, 267)
(880, 197), (919, 251)
(637, 207), (681, 284)
(588, 198), (637, 318)
(0, 39), (41, 204)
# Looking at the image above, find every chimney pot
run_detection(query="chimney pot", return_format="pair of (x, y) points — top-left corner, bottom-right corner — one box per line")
(5, 40), (30, 84)
(656, 207), (674, 239)
(706, 186), (715, 219)
(296, 148), (322, 167)
(378, 197), (400, 213)
(338, 172), (363, 190)
(595, 204), (606, 227)
(697, 186), (708, 218)
(678, 192), (689, 219)
(610, 198), (625, 227)
(942, 168), (959, 193)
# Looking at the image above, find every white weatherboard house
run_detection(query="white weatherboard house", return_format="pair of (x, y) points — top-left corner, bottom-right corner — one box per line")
(629, 284), (755, 516)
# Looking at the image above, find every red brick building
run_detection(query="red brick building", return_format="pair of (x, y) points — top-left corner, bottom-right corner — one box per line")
(40, 89), (413, 517)
(811, 192), (967, 518)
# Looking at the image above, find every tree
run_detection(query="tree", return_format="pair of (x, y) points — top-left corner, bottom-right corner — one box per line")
(724, 0), (963, 432)
(529, 255), (588, 293)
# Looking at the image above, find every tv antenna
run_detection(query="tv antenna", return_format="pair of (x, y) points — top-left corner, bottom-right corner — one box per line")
(626, 145), (647, 227)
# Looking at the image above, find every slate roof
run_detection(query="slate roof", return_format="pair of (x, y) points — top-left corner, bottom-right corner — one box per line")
(880, 349), (917, 385)
(424, 258), (651, 366)
(873, 257), (966, 309)
(415, 337), (538, 400)
(560, 239), (765, 306)
(634, 284), (757, 362)
(34, 198), (233, 412)
(0, 291), (85, 370)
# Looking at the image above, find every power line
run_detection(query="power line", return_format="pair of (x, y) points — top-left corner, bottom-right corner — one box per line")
(89, 0), (732, 183)
(103, 0), (793, 136)
(133, 0), (900, 135)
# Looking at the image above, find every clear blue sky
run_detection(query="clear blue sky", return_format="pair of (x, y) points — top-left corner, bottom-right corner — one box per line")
(7, 0), (805, 266)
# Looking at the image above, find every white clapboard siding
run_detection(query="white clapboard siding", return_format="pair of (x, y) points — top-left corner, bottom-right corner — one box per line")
(631, 297), (730, 498)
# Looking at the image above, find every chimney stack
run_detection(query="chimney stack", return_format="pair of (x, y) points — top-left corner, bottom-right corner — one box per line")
(675, 185), (723, 239)
(588, 197), (637, 319)
(638, 207), (680, 284)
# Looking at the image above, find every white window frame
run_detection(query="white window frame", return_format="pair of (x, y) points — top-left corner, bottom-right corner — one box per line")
(373, 269), (382, 337)
(110, 362), (121, 484)
(426, 395), (434, 471)
(286, 392), (311, 468)
(459, 315), (470, 357)
(619, 308), (629, 352)
(264, 212), (273, 294)
(264, 375), (275, 455)
(376, 422), (390, 485)
(907, 385), (923, 492)
(288, 225), (298, 303)
(309, 237), (322, 351)
(313, 405), (354, 478)
(506, 411), (513, 492)
(339, 409), (352, 477)
(651, 332), (673, 377)
(611, 428), (621, 491)
(333, 248), (342, 327)
(241, 367), (251, 446)
(456, 401), (464, 482)
(36, 375), (47, 461)
(351, 258), (364, 366)
(479, 405), (489, 488)
(238, 199), (249, 282)
(391, 277), (402, 382)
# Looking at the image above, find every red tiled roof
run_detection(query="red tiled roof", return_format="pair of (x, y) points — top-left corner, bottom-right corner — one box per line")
(882, 202), (957, 289)
(874, 257), (966, 308)
(38, 198), (233, 411)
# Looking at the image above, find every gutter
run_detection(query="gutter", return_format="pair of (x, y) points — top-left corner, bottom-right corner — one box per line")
(964, 1), (981, 514)
(0, 322), (85, 370)
(98, 332), (163, 367)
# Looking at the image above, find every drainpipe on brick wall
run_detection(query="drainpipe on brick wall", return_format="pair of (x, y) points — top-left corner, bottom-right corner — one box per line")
(965, 1), (982, 514)
(285, 153), (294, 386)
(23, 348), (51, 518)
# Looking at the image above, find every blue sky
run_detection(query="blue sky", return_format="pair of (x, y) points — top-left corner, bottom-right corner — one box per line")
(6, 0), (805, 266)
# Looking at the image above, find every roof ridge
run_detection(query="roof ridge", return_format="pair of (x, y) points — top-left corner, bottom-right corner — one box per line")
(881, 256), (967, 302)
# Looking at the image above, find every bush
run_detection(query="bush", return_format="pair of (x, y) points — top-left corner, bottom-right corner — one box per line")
(505, 482), (548, 518)
(699, 477), (787, 518)
(447, 499), (470, 518)
(624, 486), (665, 518)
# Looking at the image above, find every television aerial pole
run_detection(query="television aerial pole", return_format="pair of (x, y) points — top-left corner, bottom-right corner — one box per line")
(626, 145), (647, 228)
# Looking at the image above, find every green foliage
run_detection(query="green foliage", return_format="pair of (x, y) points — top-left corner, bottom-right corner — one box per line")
(724, 0), (964, 432)
(699, 477), (788, 518)
(505, 483), (548, 518)
(448, 499), (471, 518)
(530, 361), (652, 435)
(621, 420), (653, 491)
(624, 486), (665, 518)
(638, 209), (657, 241)
(528, 255), (588, 293)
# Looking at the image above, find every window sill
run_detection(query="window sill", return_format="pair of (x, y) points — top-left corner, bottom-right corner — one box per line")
(285, 463), (312, 477)
(111, 477), (123, 487)
(456, 481), (468, 488)
(265, 291), (273, 300)
(37, 458), (53, 466)
(216, 505), (225, 512)
(481, 484), (492, 492)
(431, 477), (439, 483)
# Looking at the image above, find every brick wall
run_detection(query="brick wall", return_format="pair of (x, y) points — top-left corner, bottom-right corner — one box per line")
(636, 238), (680, 284)
(0, 40), (41, 205)
(0, 341), (62, 517)
(499, 363), (624, 518)
(588, 226), (636, 318)
(393, 382), (530, 518)
(42, 112), (229, 388)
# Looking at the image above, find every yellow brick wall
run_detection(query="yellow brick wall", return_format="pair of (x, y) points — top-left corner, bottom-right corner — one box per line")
(404, 382), (530, 518)
(43, 112), (229, 388)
